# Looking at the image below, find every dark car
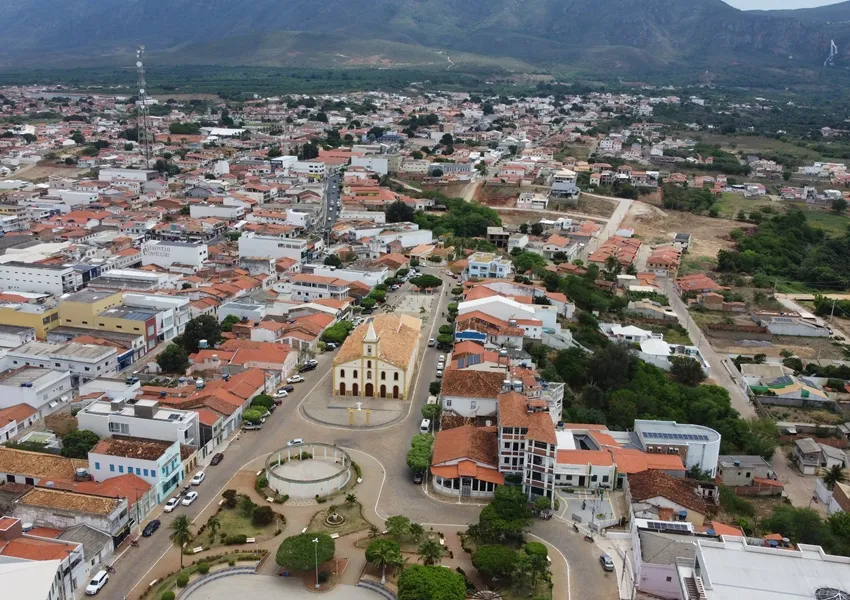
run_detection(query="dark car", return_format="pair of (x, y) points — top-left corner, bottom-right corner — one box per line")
(141, 519), (161, 537)
(412, 472), (423, 484)
(299, 363), (317, 373)
(600, 554), (615, 572)
(210, 453), (224, 466)
(282, 385), (295, 394)
(324, 343), (338, 351)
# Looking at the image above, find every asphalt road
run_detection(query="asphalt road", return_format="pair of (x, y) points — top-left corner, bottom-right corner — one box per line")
(108, 267), (617, 600)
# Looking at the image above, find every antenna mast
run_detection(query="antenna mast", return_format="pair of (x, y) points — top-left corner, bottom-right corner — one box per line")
(136, 46), (152, 168)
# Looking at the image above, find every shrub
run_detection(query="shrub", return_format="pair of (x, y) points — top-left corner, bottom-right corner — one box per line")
(274, 494), (290, 504)
(223, 489), (238, 509)
(228, 559), (236, 566)
(318, 570), (330, 583)
(197, 562), (210, 574)
(176, 573), (189, 587)
(316, 496), (327, 504)
(352, 461), (362, 479)
(252, 506), (275, 526)
(255, 474), (268, 494)
(225, 534), (248, 545)
(161, 593), (175, 600)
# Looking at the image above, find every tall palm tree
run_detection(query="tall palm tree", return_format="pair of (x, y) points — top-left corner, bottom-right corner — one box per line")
(207, 515), (220, 541)
(169, 516), (194, 569)
(822, 464), (848, 491)
(345, 493), (357, 505)
(418, 539), (443, 566)
(370, 544), (402, 585)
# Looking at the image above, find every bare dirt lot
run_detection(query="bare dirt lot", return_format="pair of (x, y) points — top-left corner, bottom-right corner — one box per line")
(4, 163), (87, 183)
(622, 201), (752, 260)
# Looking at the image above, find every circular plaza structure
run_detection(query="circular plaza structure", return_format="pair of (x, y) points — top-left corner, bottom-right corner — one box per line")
(265, 443), (352, 499)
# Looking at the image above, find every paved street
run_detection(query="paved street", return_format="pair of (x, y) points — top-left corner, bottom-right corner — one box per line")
(108, 266), (617, 600)
(661, 277), (756, 418)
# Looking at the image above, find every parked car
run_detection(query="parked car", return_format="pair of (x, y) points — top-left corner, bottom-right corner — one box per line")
(282, 385), (295, 393)
(307, 358), (318, 366)
(299, 363), (317, 373)
(324, 342), (338, 351)
(428, 338), (436, 347)
(182, 491), (199, 506)
(163, 497), (180, 513)
(85, 570), (109, 596)
(191, 471), (205, 486)
(243, 422), (263, 431)
(437, 362), (445, 370)
(436, 370), (443, 378)
(287, 438), (304, 446)
(438, 355), (446, 362)
(420, 418), (431, 433)
(413, 471), (423, 484)
(600, 554), (615, 572)
(141, 519), (161, 537)
(210, 453), (224, 466)
(274, 389), (288, 399)
(287, 375), (304, 384)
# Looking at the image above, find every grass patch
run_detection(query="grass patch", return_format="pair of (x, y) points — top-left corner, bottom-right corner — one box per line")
(799, 209), (850, 237)
(142, 551), (265, 600)
(714, 193), (775, 218)
(356, 531), (448, 555)
(678, 255), (718, 276)
(647, 324), (692, 345)
(307, 501), (371, 537)
(199, 506), (280, 550)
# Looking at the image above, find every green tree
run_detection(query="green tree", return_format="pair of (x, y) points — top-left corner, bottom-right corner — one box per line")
(410, 274), (442, 289)
(243, 409), (264, 424)
(366, 539), (402, 585)
(398, 565), (466, 600)
(220, 314), (240, 332)
(239, 494), (257, 518)
(429, 381), (441, 396)
(386, 199), (415, 223)
(360, 297), (377, 310)
(418, 539), (443, 566)
(252, 505), (275, 526)
(669, 356), (707, 386)
(276, 533), (335, 572)
(832, 197), (848, 213)
(436, 334), (454, 348)
(251, 394), (274, 410)
(472, 544), (518, 579)
(60, 430), (100, 458)
(182, 315), (222, 353)
(530, 222), (544, 236)
(207, 515), (220, 540)
(470, 485), (532, 543)
(324, 254), (342, 267)
(156, 343), (189, 373)
(421, 403), (441, 421)
(822, 464), (848, 491)
(385, 515), (411, 540)
(409, 522), (425, 542)
(267, 146), (283, 159)
(169, 516), (193, 569)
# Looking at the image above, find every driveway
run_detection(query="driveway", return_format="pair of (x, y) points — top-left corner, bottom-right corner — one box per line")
(772, 448), (827, 515)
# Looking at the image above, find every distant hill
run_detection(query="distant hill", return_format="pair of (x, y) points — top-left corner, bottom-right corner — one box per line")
(0, 0), (848, 76)
(758, 1), (850, 23)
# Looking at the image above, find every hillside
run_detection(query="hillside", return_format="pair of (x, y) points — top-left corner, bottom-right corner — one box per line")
(0, 0), (847, 76)
(759, 1), (850, 23)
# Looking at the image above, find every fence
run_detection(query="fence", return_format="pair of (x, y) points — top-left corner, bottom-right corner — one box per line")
(357, 580), (398, 600)
(779, 435), (850, 449)
(179, 566), (257, 599)
(705, 323), (769, 334)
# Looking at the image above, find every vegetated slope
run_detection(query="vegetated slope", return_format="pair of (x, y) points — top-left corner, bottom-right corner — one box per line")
(759, 0), (850, 23)
(0, 0), (845, 73)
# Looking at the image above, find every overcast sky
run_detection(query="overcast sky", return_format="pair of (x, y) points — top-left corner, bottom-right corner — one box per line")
(725, 0), (844, 9)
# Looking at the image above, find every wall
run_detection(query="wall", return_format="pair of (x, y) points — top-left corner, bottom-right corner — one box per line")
(14, 499), (128, 537)
(638, 563), (683, 600)
(441, 394), (498, 418)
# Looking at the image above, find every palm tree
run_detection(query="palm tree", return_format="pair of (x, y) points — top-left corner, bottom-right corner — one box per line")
(169, 516), (194, 569)
(207, 515), (220, 541)
(370, 545), (402, 585)
(822, 464), (848, 491)
(418, 539), (443, 566)
(345, 493), (357, 505)
(368, 525), (380, 539)
(409, 522), (424, 543)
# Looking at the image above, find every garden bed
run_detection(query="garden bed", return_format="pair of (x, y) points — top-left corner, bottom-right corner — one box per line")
(307, 501), (371, 537)
(141, 551), (266, 600)
(194, 499), (283, 551)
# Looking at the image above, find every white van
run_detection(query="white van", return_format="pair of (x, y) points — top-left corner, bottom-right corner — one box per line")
(420, 419), (431, 433)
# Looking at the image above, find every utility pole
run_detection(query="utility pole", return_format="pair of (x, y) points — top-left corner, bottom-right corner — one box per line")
(135, 47), (152, 169)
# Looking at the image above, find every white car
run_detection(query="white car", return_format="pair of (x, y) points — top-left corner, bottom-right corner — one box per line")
(287, 438), (304, 447)
(163, 497), (180, 513)
(191, 471), (205, 486)
(438, 355), (446, 362)
(85, 570), (108, 595)
(287, 375), (304, 384)
(437, 362), (445, 370)
(436, 370), (443, 378)
(182, 491), (199, 506)
(275, 389), (288, 398)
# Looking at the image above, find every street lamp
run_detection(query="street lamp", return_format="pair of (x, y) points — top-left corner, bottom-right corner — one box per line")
(312, 537), (320, 589)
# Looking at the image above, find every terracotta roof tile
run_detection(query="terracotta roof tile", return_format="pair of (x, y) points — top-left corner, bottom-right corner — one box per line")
(439, 370), (506, 398)
(497, 391), (557, 445)
(0, 448), (88, 483)
(627, 470), (707, 515)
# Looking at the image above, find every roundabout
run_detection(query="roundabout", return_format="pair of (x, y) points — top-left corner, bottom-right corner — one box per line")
(265, 443), (352, 499)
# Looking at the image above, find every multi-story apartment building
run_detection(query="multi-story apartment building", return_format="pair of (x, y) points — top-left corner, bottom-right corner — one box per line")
(466, 252), (514, 279)
(89, 437), (185, 503)
(0, 367), (73, 417)
(0, 262), (83, 296)
(78, 398), (199, 447)
(4, 341), (118, 386)
(0, 301), (60, 339)
(58, 290), (158, 355)
(238, 233), (316, 262)
(141, 240), (208, 270)
(289, 274), (351, 301)
(122, 293), (190, 340)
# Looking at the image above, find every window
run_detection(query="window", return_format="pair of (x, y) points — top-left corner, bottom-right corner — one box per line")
(666, 577), (672, 583)
(25, 477), (34, 485)
(445, 399), (452, 407)
(118, 466), (124, 473)
(5, 475), (13, 483)
(381, 372), (386, 380)
(136, 467), (142, 475)
(602, 475), (609, 483)
(353, 370), (358, 378)
(367, 347), (372, 355)
(394, 372), (399, 381)
(95, 462), (100, 470)
(110, 464), (115, 472)
(367, 371), (372, 379)
(151, 470), (156, 477)
(340, 369), (345, 378)
(367, 360), (372, 368)
(471, 401), (477, 409)
(745, 471), (751, 478)
(143, 469), (149, 477)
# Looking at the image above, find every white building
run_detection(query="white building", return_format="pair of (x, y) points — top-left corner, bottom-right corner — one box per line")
(0, 262), (83, 296)
(189, 203), (245, 220)
(289, 274), (350, 301)
(0, 367), (72, 418)
(78, 398), (199, 447)
(292, 161), (327, 178)
(338, 209), (386, 223)
(238, 233), (310, 262)
(89, 437), (185, 503)
(310, 264), (388, 288)
(98, 168), (158, 183)
(4, 341), (118, 385)
(551, 169), (579, 197)
(351, 156), (389, 176)
(466, 252), (514, 279)
(122, 293), (190, 340)
(634, 419), (721, 477)
(141, 241), (208, 269)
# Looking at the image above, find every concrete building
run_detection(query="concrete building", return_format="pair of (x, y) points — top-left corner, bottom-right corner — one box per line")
(634, 419), (721, 477)
(0, 262), (83, 297)
(351, 155), (389, 176)
(58, 290), (158, 355)
(122, 293), (190, 340)
(0, 301), (60, 339)
(716, 455), (776, 487)
(238, 233), (312, 262)
(140, 240), (208, 270)
(0, 367), (73, 417)
(14, 487), (130, 540)
(309, 263), (389, 288)
(189, 203), (245, 220)
(751, 310), (830, 337)
(467, 252), (513, 279)
(551, 169), (579, 197)
(78, 398), (199, 447)
(289, 274), (351, 302)
(5, 341), (117, 385)
(333, 315), (421, 399)
(98, 168), (158, 183)
(89, 437), (185, 504)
